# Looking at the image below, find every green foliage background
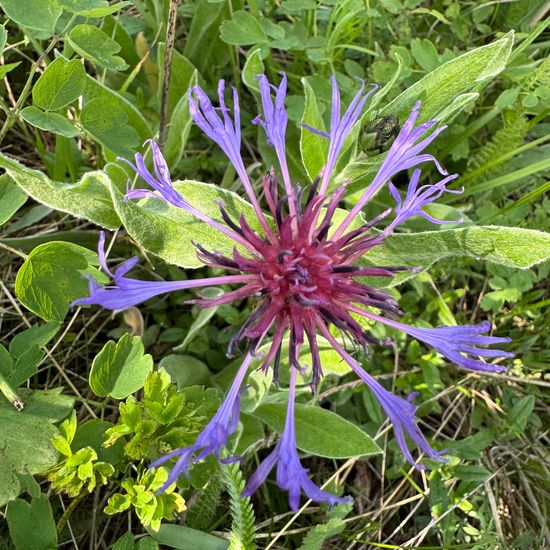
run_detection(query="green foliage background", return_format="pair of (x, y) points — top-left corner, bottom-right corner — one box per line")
(0, 0), (549, 549)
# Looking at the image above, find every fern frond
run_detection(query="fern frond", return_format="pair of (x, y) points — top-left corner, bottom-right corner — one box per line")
(221, 460), (256, 550)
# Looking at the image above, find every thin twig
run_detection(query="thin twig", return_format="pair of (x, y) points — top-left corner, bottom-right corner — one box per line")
(158, 0), (180, 149)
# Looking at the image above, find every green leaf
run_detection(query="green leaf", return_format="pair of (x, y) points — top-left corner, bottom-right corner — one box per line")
(89, 334), (154, 399)
(20, 107), (79, 138)
(253, 403), (381, 458)
(68, 24), (128, 71)
(298, 518), (346, 550)
(110, 180), (264, 268)
(0, 388), (73, 506)
(220, 10), (268, 46)
(15, 241), (104, 322)
(81, 97), (140, 156)
(159, 355), (211, 388)
(0, 174), (27, 225)
(365, 226), (550, 273)
(32, 58), (86, 111)
(0, 61), (21, 78)
(410, 38), (439, 72)
(300, 78), (327, 181)
(0, 152), (121, 229)
(0, 0), (61, 34)
(380, 32), (514, 122)
(147, 524), (229, 550)
(9, 322), (59, 360)
(508, 395), (535, 433)
(73, 419), (125, 465)
(6, 494), (58, 550)
(60, 0), (131, 17)
(242, 48), (264, 95)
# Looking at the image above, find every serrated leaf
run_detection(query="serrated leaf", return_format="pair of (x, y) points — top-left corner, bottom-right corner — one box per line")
(21, 107), (79, 138)
(15, 242), (105, 322)
(32, 57), (86, 111)
(0, 152), (121, 229)
(0, 389), (73, 506)
(300, 78), (327, 181)
(0, 0), (61, 34)
(110, 179), (264, 268)
(89, 334), (153, 399)
(253, 403), (381, 458)
(365, 226), (550, 272)
(68, 24), (128, 71)
(380, 32), (514, 122)
(0, 174), (27, 225)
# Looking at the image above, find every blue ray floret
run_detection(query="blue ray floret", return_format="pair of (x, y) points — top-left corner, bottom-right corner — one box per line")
(76, 73), (513, 509)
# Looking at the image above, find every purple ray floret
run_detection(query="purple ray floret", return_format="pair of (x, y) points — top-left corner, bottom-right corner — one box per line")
(75, 73), (513, 509)
(150, 353), (253, 493)
(243, 368), (352, 509)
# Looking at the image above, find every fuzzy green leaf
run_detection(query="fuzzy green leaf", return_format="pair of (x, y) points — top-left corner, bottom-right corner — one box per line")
(0, 152), (121, 229)
(380, 32), (514, 122)
(366, 226), (550, 271)
(60, 0), (131, 17)
(110, 180), (263, 268)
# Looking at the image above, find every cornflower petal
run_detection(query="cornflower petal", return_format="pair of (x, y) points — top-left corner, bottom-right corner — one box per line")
(243, 367), (352, 510)
(354, 310), (513, 373)
(151, 352), (255, 492)
(189, 82), (274, 238)
(319, 77), (378, 194)
(72, 232), (255, 311)
(386, 169), (462, 230)
(333, 101), (450, 240)
(319, 323), (445, 468)
(254, 73), (297, 217)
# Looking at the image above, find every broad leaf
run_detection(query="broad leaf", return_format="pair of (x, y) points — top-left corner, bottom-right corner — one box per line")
(89, 334), (153, 399)
(220, 10), (268, 46)
(0, 174), (27, 225)
(20, 107), (79, 138)
(366, 226), (550, 272)
(0, 152), (121, 229)
(253, 403), (381, 458)
(110, 180), (263, 268)
(68, 24), (128, 71)
(380, 32), (514, 122)
(15, 242), (105, 322)
(0, 0), (61, 34)
(32, 57), (86, 111)
(0, 388), (73, 506)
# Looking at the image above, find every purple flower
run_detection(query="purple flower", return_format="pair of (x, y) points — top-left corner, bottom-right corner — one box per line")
(243, 368), (352, 510)
(76, 74), (513, 508)
(150, 352), (254, 492)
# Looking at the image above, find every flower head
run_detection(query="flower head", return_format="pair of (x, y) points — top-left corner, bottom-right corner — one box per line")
(77, 74), (512, 509)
